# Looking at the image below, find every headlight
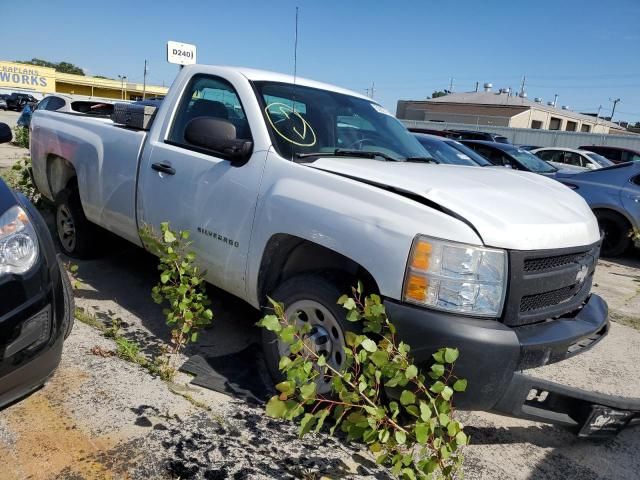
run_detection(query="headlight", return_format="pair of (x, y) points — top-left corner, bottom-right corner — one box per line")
(403, 235), (507, 317)
(0, 205), (39, 275)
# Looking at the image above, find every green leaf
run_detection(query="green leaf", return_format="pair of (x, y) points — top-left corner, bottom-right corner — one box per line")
(400, 390), (416, 406)
(370, 350), (388, 367)
(360, 338), (377, 353)
(395, 430), (407, 445)
(279, 325), (295, 344)
(163, 229), (176, 243)
(430, 381), (445, 394)
(190, 332), (198, 343)
(441, 386), (454, 401)
(453, 378), (468, 392)
(317, 355), (326, 367)
(447, 421), (459, 437)
(342, 297), (357, 310)
(275, 381), (295, 395)
(402, 468), (417, 480)
(456, 430), (468, 445)
(314, 409), (329, 433)
(299, 413), (316, 436)
(432, 349), (445, 363)
(415, 422), (429, 444)
(300, 382), (316, 400)
(438, 412), (450, 426)
(265, 396), (287, 418)
(278, 356), (291, 370)
(160, 273), (170, 284)
(444, 347), (459, 364)
(337, 294), (349, 305)
(258, 315), (281, 332)
(405, 405), (419, 417)
(405, 364), (418, 380)
(419, 401), (432, 421)
(430, 363), (445, 378)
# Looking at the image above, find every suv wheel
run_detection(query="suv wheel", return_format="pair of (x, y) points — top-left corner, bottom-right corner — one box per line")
(55, 188), (98, 258)
(262, 274), (350, 395)
(595, 210), (631, 257)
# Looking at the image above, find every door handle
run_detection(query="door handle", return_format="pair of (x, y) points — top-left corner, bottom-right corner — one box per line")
(151, 162), (176, 175)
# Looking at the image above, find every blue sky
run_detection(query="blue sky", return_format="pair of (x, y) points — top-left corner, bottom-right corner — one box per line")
(3, 0), (639, 122)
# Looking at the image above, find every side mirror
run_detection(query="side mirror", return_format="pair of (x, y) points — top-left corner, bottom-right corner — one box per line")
(586, 163), (596, 170)
(185, 117), (252, 163)
(0, 123), (12, 144)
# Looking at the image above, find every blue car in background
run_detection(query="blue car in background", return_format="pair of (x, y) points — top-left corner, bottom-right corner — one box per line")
(556, 162), (640, 257)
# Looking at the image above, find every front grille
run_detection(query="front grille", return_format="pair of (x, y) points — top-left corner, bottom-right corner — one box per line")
(520, 285), (576, 312)
(524, 252), (589, 273)
(503, 241), (601, 327)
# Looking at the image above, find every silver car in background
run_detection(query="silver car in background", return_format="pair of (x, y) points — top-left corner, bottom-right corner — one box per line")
(556, 162), (640, 256)
(533, 147), (614, 171)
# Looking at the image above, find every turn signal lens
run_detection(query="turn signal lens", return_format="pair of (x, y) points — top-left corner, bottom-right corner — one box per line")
(410, 240), (432, 270)
(405, 273), (428, 302)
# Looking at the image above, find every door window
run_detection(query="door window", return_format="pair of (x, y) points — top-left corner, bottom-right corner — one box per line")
(46, 97), (66, 111)
(563, 152), (584, 167)
(168, 75), (251, 149)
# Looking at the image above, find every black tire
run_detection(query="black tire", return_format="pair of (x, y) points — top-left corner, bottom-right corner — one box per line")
(59, 259), (75, 339)
(54, 187), (98, 258)
(262, 274), (351, 394)
(595, 210), (631, 257)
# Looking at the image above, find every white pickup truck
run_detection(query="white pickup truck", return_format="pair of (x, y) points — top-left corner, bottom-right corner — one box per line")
(29, 64), (639, 436)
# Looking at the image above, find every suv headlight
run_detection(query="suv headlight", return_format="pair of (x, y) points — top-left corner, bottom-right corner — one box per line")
(403, 235), (507, 317)
(0, 205), (39, 275)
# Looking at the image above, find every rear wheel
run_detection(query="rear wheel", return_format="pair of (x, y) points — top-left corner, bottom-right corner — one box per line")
(262, 274), (349, 395)
(55, 187), (98, 258)
(595, 210), (631, 257)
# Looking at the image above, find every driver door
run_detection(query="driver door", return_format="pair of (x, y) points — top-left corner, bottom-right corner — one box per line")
(137, 74), (266, 299)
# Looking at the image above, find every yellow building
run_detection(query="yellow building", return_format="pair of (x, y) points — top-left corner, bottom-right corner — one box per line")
(0, 60), (168, 100)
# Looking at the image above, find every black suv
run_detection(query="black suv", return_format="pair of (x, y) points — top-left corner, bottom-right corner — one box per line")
(6, 93), (38, 112)
(0, 122), (73, 408)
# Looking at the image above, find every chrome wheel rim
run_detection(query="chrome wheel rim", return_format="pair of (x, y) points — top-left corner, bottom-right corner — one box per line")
(278, 299), (346, 394)
(57, 205), (76, 252)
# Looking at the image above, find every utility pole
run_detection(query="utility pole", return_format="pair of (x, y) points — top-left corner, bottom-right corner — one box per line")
(610, 97), (621, 120)
(448, 77), (454, 93)
(142, 60), (148, 100)
(370, 81), (375, 99)
(553, 93), (558, 107)
(474, 81), (479, 92)
(519, 75), (526, 96)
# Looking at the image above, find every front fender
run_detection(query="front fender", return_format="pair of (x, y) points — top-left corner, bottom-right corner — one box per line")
(245, 152), (482, 307)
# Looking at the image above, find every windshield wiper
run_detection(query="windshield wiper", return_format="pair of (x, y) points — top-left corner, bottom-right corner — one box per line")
(404, 156), (439, 164)
(296, 149), (398, 162)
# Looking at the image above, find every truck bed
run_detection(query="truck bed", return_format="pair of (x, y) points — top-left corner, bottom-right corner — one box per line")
(30, 110), (148, 246)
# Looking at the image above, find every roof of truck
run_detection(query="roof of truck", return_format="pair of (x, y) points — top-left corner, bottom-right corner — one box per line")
(182, 64), (374, 103)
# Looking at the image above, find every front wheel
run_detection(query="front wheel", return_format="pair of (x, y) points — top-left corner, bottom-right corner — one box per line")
(262, 274), (350, 395)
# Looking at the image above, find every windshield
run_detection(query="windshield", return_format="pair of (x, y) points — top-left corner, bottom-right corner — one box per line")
(585, 151), (614, 167)
(444, 140), (492, 166)
(510, 149), (557, 173)
(254, 81), (426, 161)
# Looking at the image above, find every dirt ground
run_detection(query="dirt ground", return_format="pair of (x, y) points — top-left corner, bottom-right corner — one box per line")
(0, 239), (639, 480)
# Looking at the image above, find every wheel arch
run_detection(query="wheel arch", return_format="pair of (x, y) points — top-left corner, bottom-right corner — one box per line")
(256, 233), (380, 306)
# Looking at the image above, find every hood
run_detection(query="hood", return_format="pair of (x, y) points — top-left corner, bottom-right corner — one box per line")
(307, 158), (600, 250)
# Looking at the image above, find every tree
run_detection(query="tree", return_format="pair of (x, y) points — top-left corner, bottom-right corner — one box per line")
(431, 90), (448, 98)
(19, 58), (85, 76)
